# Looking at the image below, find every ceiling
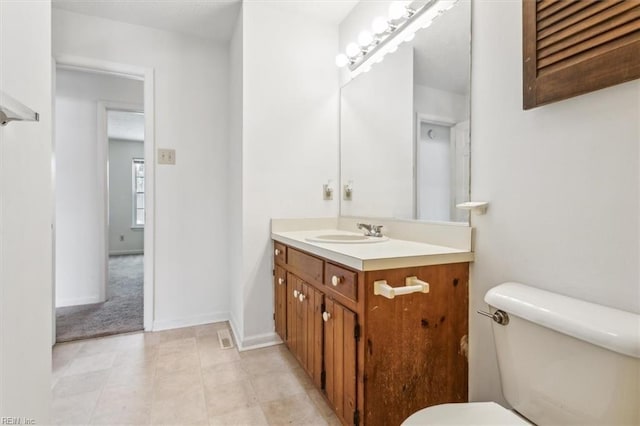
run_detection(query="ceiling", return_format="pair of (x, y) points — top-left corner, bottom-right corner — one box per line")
(411, 0), (471, 94)
(52, 0), (358, 42)
(108, 110), (145, 141)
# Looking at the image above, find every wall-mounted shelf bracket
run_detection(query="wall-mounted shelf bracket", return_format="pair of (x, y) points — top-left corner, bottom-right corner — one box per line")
(456, 201), (489, 215)
(0, 90), (39, 126)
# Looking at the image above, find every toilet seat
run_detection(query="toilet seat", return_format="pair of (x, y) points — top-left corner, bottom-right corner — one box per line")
(402, 402), (531, 425)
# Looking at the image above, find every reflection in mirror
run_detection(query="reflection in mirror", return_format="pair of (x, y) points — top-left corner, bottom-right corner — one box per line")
(340, 0), (471, 223)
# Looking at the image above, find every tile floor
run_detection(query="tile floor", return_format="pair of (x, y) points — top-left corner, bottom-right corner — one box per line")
(52, 322), (340, 425)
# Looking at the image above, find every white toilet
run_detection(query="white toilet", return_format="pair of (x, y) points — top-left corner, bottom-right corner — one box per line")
(403, 282), (640, 425)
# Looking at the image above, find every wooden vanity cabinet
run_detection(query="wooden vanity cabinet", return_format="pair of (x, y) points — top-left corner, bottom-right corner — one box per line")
(273, 242), (469, 426)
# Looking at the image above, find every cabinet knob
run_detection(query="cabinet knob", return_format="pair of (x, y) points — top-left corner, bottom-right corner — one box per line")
(274, 248), (280, 256)
(293, 290), (299, 298)
(322, 311), (331, 322)
(331, 275), (342, 286)
(278, 277), (285, 285)
(298, 293), (306, 302)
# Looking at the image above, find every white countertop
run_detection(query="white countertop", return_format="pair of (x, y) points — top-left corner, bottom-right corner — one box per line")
(271, 229), (474, 271)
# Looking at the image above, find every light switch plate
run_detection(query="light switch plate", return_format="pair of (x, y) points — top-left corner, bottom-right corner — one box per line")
(158, 148), (176, 165)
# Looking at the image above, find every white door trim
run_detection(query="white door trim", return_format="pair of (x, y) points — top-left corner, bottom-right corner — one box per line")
(53, 55), (156, 331)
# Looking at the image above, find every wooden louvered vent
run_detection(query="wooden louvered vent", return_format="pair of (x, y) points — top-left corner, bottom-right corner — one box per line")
(523, 0), (640, 109)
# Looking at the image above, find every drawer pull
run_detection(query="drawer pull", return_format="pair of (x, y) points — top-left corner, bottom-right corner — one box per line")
(274, 248), (281, 256)
(293, 289), (299, 298)
(298, 293), (306, 302)
(322, 312), (331, 322)
(331, 275), (342, 286)
(374, 276), (430, 299)
(278, 277), (285, 285)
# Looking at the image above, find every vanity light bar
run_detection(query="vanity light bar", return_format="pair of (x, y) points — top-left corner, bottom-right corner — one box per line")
(336, 0), (458, 76)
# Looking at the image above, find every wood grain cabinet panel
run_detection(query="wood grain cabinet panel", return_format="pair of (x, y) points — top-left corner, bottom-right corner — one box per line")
(274, 266), (287, 341)
(274, 240), (469, 426)
(523, 0), (640, 109)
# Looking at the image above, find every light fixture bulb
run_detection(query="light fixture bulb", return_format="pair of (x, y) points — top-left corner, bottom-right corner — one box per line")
(345, 42), (361, 58)
(335, 53), (349, 68)
(372, 16), (389, 35)
(362, 66), (372, 73)
(404, 32), (415, 42)
(388, 1), (408, 20)
(388, 44), (398, 53)
(358, 30), (374, 48)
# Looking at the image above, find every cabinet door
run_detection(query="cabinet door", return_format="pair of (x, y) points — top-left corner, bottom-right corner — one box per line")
(301, 282), (323, 389)
(274, 266), (287, 341)
(324, 298), (357, 425)
(286, 273), (298, 354)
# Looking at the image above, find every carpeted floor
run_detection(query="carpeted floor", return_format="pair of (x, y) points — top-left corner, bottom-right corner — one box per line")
(56, 254), (143, 342)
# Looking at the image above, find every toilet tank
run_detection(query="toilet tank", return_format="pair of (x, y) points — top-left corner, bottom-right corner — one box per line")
(485, 282), (640, 425)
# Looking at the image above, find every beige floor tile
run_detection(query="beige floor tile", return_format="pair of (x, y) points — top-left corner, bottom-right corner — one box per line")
(307, 388), (335, 419)
(209, 406), (268, 426)
(204, 379), (259, 417)
(153, 367), (202, 401)
(251, 370), (306, 403)
(51, 390), (101, 425)
(151, 385), (208, 425)
(195, 321), (230, 338)
(106, 362), (156, 389)
(155, 327), (197, 344)
(261, 392), (326, 426)
(239, 347), (294, 377)
(201, 361), (247, 387)
(325, 413), (343, 426)
(198, 337), (240, 367)
(91, 384), (153, 425)
(77, 336), (122, 356)
(53, 370), (110, 398)
(64, 352), (117, 376)
(156, 349), (200, 377)
(112, 345), (158, 368)
(158, 336), (197, 355)
(290, 365), (316, 390)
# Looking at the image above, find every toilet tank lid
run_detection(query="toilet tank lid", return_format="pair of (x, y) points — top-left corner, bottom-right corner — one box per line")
(485, 282), (640, 359)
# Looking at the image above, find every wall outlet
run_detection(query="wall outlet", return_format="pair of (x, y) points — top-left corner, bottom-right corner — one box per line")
(158, 148), (176, 165)
(343, 184), (353, 201)
(323, 184), (333, 200)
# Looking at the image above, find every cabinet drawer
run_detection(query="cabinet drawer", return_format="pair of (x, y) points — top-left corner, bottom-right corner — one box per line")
(325, 263), (357, 301)
(288, 248), (323, 283)
(274, 242), (287, 264)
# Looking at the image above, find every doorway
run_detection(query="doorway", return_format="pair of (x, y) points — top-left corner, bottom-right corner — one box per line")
(53, 63), (153, 342)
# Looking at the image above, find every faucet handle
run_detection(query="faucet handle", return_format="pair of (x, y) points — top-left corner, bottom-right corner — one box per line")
(371, 225), (384, 236)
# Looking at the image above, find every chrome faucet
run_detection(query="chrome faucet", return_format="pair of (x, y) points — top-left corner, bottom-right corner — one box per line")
(357, 223), (384, 237)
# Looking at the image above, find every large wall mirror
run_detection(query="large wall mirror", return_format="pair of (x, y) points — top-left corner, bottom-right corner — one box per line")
(340, 0), (471, 223)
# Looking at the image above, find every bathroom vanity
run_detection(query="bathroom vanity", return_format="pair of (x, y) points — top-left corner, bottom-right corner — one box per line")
(271, 223), (473, 426)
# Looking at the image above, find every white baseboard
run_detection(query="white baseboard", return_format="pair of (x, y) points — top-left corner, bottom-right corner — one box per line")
(109, 249), (144, 256)
(152, 311), (229, 331)
(56, 295), (103, 307)
(237, 331), (282, 352)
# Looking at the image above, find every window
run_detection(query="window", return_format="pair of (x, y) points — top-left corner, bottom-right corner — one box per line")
(132, 158), (145, 228)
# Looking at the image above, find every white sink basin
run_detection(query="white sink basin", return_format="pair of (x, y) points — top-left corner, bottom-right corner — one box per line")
(306, 234), (389, 244)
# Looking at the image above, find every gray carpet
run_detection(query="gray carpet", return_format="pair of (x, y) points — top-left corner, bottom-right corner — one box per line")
(56, 254), (143, 343)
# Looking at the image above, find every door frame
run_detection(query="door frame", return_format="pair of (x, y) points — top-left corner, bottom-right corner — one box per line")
(414, 113), (456, 220)
(53, 55), (155, 332)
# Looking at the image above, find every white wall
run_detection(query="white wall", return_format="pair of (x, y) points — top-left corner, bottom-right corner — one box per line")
(228, 8), (244, 340)
(109, 139), (144, 255)
(469, 0), (640, 406)
(55, 69), (143, 307)
(53, 9), (230, 328)
(0, 0), (52, 422)
(414, 84), (468, 123)
(340, 45), (414, 219)
(231, 2), (339, 347)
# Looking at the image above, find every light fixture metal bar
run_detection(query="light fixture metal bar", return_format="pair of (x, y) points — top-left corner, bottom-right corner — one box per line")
(0, 90), (39, 126)
(348, 0), (453, 73)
